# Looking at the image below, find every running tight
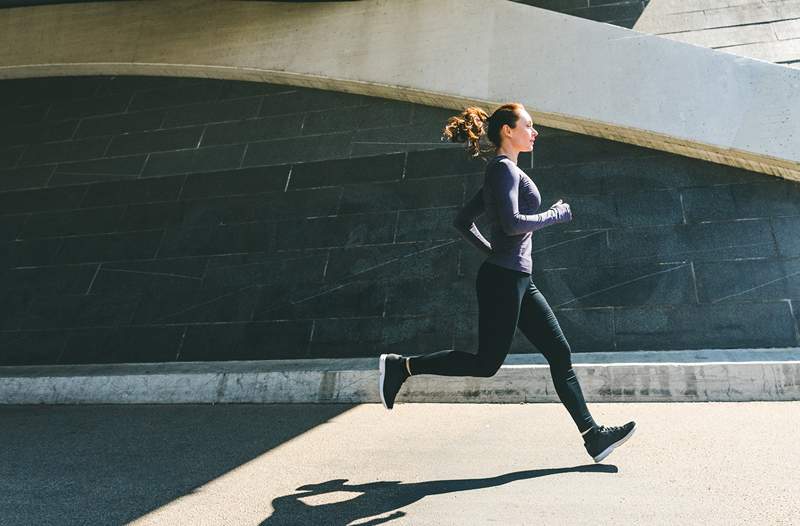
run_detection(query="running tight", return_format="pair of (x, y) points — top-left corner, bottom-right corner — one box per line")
(407, 260), (597, 434)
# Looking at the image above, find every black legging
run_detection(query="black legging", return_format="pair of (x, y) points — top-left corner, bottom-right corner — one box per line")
(407, 260), (597, 434)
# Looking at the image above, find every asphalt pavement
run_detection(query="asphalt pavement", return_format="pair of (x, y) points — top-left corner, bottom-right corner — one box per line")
(1, 401), (798, 525)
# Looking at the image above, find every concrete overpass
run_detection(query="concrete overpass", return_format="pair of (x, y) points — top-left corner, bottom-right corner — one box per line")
(0, 0), (798, 180)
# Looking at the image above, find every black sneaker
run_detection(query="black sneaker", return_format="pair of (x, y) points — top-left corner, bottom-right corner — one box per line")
(584, 421), (637, 463)
(379, 353), (409, 410)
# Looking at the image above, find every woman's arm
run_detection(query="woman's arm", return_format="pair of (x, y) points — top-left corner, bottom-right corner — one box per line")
(487, 160), (560, 235)
(452, 186), (493, 256)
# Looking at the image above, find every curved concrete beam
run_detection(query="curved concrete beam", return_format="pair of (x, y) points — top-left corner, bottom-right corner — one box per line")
(0, 0), (798, 180)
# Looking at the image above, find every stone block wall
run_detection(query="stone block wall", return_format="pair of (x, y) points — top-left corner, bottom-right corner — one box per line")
(514, 0), (649, 28)
(0, 74), (798, 365)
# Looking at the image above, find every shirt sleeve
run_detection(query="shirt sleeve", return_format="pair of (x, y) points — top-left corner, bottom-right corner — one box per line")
(452, 186), (492, 256)
(486, 159), (559, 235)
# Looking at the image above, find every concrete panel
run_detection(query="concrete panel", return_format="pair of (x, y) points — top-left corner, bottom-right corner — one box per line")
(636, 1), (800, 66)
(775, 18), (800, 40)
(720, 38), (800, 63)
(0, 0), (797, 181)
(663, 25), (777, 49)
(636, 0), (800, 33)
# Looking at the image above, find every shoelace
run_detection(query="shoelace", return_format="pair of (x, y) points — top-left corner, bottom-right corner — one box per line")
(595, 424), (624, 436)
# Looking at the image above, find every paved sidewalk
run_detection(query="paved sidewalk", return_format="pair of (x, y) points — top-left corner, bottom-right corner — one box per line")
(1, 401), (798, 525)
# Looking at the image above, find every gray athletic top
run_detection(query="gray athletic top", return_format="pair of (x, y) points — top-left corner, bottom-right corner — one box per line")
(453, 154), (570, 274)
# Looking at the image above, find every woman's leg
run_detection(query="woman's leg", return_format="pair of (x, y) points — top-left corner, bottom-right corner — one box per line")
(517, 279), (597, 434)
(406, 262), (528, 377)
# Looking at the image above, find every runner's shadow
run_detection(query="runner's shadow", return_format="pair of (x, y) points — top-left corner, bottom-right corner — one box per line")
(262, 463), (618, 525)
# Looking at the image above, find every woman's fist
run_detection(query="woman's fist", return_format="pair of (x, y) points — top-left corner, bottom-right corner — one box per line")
(549, 199), (572, 223)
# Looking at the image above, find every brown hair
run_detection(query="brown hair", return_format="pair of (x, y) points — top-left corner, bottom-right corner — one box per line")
(441, 103), (524, 159)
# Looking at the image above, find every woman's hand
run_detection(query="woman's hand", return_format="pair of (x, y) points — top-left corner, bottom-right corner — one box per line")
(548, 199), (572, 223)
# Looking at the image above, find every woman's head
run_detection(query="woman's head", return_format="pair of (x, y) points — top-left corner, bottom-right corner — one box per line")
(442, 103), (538, 159)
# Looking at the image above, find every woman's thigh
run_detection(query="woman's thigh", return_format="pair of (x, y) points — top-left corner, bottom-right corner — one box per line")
(516, 279), (573, 369)
(475, 262), (529, 368)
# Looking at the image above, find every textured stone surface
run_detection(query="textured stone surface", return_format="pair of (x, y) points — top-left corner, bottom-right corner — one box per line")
(518, 0), (649, 28)
(1, 76), (800, 366)
(636, 0), (800, 66)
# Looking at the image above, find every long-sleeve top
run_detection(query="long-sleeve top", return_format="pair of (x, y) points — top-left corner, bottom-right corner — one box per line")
(452, 154), (561, 274)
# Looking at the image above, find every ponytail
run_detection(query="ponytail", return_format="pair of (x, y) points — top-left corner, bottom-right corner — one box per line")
(441, 103), (524, 160)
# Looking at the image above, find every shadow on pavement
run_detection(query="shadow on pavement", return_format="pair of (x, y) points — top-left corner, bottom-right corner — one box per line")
(0, 403), (356, 525)
(263, 464), (618, 525)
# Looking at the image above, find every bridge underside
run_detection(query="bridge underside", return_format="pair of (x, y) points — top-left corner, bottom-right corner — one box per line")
(0, 0), (797, 181)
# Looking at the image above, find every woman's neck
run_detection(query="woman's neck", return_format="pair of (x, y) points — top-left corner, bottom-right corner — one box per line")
(495, 146), (518, 164)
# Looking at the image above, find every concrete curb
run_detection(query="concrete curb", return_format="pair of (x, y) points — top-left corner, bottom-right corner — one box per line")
(1, 349), (799, 404)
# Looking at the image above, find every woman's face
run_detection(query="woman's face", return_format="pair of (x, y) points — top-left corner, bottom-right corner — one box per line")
(502, 109), (538, 152)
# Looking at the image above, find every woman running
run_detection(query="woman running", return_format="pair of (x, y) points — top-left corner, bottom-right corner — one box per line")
(379, 103), (636, 463)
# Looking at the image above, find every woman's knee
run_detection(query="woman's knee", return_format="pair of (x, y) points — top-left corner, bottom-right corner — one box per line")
(544, 340), (573, 372)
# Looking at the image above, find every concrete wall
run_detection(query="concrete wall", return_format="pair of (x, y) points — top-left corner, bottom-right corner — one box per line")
(1, 75), (800, 366)
(635, 0), (800, 68)
(1, 0), (797, 183)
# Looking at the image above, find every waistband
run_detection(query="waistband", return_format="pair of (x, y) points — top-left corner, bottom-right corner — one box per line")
(480, 260), (531, 278)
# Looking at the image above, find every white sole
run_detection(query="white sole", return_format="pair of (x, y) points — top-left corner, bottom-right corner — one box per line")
(593, 423), (637, 463)
(379, 354), (388, 409)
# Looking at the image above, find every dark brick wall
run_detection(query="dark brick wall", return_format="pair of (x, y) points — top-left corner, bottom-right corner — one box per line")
(513, 0), (649, 28)
(0, 74), (798, 366)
